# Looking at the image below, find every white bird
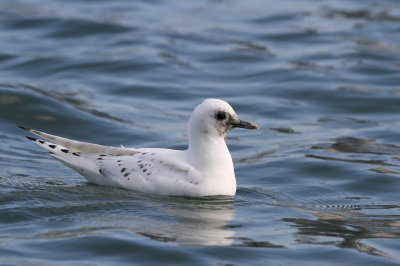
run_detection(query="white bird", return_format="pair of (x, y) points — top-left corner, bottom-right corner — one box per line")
(20, 98), (258, 197)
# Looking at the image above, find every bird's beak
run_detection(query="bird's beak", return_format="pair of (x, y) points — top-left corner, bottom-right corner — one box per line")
(232, 119), (259, 130)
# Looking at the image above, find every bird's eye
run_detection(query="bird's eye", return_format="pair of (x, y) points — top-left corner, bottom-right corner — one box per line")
(216, 112), (227, 120)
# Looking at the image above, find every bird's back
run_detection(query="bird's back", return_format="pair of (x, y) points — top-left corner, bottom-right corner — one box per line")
(90, 148), (205, 196)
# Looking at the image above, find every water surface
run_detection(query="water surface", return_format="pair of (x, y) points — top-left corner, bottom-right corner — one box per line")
(1, 0), (400, 265)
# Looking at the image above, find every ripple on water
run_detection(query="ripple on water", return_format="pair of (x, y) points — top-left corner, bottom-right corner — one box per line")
(1, 0), (400, 265)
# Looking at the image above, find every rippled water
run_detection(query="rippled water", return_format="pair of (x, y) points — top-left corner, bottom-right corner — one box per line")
(1, 0), (400, 265)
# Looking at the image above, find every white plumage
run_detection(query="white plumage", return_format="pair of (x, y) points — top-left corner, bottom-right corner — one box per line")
(21, 98), (258, 197)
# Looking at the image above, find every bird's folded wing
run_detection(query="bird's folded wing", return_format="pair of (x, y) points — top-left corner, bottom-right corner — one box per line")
(19, 126), (139, 155)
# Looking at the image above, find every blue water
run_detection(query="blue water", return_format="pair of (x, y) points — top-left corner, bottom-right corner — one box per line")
(1, 0), (400, 265)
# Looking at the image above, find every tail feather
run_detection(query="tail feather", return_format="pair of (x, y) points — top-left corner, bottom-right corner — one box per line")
(24, 135), (98, 173)
(19, 126), (138, 156)
(23, 135), (118, 185)
(20, 126), (133, 187)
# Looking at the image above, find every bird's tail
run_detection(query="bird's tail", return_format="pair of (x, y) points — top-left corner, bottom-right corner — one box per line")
(23, 134), (100, 178)
(18, 126), (138, 155)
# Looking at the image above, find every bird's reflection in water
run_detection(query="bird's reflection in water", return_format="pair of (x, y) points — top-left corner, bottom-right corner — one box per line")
(136, 196), (236, 246)
(29, 186), (236, 246)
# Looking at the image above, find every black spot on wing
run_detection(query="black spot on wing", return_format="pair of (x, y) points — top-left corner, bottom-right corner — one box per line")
(49, 145), (56, 149)
(124, 172), (130, 177)
(26, 136), (37, 141)
(121, 168), (126, 173)
(38, 140), (45, 144)
(73, 152), (80, 156)
(61, 149), (69, 153)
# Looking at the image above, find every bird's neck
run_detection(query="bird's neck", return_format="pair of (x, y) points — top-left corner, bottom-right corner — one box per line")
(186, 124), (236, 195)
(187, 132), (233, 170)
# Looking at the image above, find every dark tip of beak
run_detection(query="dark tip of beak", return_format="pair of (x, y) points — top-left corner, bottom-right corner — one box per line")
(232, 120), (259, 130)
